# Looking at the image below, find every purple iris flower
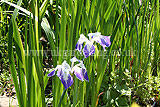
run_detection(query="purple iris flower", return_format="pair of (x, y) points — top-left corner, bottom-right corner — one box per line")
(48, 57), (89, 89)
(75, 32), (111, 58)
(48, 61), (73, 89)
(88, 32), (111, 51)
(70, 57), (89, 82)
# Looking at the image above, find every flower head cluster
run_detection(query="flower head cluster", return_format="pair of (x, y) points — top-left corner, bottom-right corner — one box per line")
(48, 57), (89, 89)
(48, 32), (111, 89)
(75, 32), (111, 58)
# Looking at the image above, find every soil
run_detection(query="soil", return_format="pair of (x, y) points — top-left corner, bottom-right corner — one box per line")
(0, 96), (18, 107)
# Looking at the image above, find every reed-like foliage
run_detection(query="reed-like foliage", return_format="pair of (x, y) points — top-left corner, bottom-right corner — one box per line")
(0, 0), (159, 106)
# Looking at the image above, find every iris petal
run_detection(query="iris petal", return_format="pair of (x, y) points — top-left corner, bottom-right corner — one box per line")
(93, 35), (111, 50)
(74, 68), (84, 81)
(99, 36), (111, 50)
(62, 61), (71, 71)
(60, 74), (74, 89)
(57, 67), (73, 89)
(56, 68), (62, 78)
(70, 57), (80, 63)
(75, 34), (89, 53)
(82, 69), (89, 82)
(83, 45), (90, 58)
(48, 70), (55, 77)
(83, 44), (95, 58)
(75, 41), (82, 53)
(88, 32), (101, 39)
(90, 45), (95, 55)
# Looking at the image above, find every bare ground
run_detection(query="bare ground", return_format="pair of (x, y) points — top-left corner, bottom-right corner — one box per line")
(0, 96), (18, 107)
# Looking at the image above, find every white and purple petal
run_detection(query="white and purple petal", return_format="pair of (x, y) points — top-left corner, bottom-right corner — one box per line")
(48, 66), (61, 77)
(82, 69), (89, 82)
(70, 57), (80, 63)
(93, 36), (111, 50)
(75, 34), (89, 53)
(99, 36), (111, 50)
(62, 61), (71, 71)
(83, 44), (95, 58)
(60, 73), (74, 89)
(83, 45), (90, 58)
(57, 67), (73, 89)
(90, 44), (95, 55)
(88, 32), (101, 39)
(78, 61), (86, 69)
(75, 41), (83, 53)
(73, 67), (84, 81)
(48, 69), (56, 77)
(56, 67), (63, 78)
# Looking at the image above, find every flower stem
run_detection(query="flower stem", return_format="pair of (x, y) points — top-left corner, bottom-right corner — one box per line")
(58, 89), (67, 107)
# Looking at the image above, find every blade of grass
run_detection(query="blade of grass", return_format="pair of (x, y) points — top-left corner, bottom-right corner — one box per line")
(8, 20), (23, 107)
(104, 1), (116, 22)
(91, 0), (102, 29)
(58, 90), (67, 107)
(39, 0), (49, 20)
(72, 0), (83, 47)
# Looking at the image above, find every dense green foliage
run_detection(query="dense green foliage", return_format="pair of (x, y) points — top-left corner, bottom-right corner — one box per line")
(0, 0), (160, 106)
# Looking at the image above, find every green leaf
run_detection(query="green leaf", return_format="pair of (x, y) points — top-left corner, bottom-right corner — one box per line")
(116, 97), (129, 107)
(104, 1), (116, 22)
(39, 0), (49, 20)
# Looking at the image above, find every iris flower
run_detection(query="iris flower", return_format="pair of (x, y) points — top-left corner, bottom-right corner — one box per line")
(48, 57), (89, 89)
(75, 32), (111, 58)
